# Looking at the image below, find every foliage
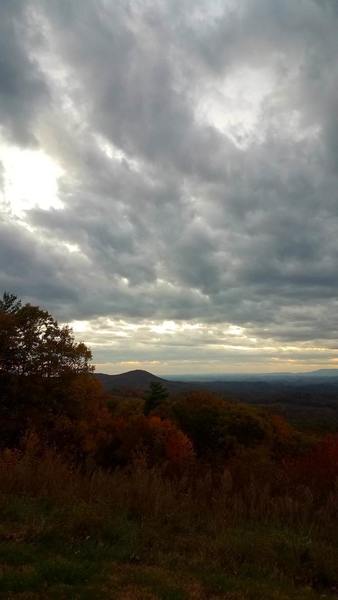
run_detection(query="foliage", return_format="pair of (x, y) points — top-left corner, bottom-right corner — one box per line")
(33, 375), (114, 460)
(171, 391), (298, 463)
(0, 292), (94, 448)
(97, 415), (194, 470)
(284, 434), (338, 496)
(144, 381), (169, 416)
(1, 450), (338, 598)
(0, 292), (92, 378)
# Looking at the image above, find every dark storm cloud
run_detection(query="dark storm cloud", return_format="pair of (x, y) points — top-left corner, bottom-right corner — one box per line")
(0, 219), (82, 308)
(0, 0), (50, 145)
(1, 0), (338, 363)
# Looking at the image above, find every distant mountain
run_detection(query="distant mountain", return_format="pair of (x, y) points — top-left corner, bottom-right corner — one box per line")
(96, 369), (338, 431)
(303, 369), (338, 378)
(96, 368), (338, 394)
(96, 369), (164, 389)
(96, 369), (188, 393)
(167, 369), (338, 382)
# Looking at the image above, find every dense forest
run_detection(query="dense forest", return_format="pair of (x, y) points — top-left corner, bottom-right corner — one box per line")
(1, 294), (338, 599)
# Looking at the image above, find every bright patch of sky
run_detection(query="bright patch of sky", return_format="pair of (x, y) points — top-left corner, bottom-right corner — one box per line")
(0, 144), (63, 217)
(196, 67), (274, 147)
(68, 317), (338, 375)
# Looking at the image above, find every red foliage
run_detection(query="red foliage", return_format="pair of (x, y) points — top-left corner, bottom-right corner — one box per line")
(284, 434), (338, 494)
(31, 376), (114, 460)
(99, 415), (194, 470)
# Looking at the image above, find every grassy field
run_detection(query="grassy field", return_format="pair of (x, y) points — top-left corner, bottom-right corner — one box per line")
(0, 451), (338, 599)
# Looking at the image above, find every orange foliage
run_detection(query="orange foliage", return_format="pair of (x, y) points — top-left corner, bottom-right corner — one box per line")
(270, 414), (293, 438)
(98, 415), (194, 470)
(30, 375), (114, 460)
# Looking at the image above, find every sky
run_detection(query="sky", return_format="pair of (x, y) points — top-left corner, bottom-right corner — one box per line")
(1, 0), (338, 375)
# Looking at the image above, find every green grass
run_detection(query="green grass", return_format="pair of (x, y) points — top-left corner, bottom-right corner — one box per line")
(0, 493), (338, 599)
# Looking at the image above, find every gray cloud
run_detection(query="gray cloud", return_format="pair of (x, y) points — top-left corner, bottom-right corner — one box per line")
(0, 0), (50, 145)
(1, 0), (338, 371)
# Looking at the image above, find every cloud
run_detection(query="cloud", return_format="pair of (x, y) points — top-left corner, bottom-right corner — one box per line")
(0, 0), (50, 145)
(1, 0), (338, 372)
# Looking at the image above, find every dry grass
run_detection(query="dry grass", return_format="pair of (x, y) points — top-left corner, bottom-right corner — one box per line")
(0, 449), (338, 599)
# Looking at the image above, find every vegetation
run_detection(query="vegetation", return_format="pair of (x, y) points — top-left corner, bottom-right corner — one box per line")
(0, 292), (92, 378)
(1, 447), (338, 599)
(1, 293), (338, 598)
(144, 382), (169, 416)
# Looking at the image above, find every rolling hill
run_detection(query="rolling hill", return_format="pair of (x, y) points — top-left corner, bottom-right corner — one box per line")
(95, 369), (188, 393)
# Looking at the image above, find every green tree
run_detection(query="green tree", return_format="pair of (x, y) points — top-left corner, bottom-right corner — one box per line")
(143, 381), (168, 416)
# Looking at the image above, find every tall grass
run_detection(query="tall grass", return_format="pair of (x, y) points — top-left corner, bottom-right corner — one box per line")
(1, 447), (337, 537)
(1, 448), (338, 598)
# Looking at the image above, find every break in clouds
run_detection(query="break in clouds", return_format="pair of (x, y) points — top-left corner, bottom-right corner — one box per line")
(1, 0), (338, 373)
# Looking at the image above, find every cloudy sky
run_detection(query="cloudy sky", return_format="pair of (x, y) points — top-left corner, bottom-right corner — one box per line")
(1, 0), (338, 375)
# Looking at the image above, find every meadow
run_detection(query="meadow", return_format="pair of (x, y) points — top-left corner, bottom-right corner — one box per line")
(1, 446), (338, 599)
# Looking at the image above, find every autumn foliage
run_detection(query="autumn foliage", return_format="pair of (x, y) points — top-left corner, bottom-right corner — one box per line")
(283, 434), (338, 496)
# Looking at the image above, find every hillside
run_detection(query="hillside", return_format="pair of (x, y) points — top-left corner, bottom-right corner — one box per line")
(96, 369), (189, 393)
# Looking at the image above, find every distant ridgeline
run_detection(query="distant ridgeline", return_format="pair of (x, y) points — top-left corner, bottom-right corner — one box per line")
(96, 368), (338, 433)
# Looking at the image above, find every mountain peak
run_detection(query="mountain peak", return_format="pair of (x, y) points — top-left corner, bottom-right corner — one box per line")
(96, 369), (167, 390)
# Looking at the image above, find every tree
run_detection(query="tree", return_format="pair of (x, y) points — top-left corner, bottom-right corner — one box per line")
(0, 292), (21, 314)
(97, 414), (194, 470)
(0, 292), (92, 378)
(172, 391), (295, 463)
(0, 292), (94, 447)
(143, 381), (168, 416)
(284, 434), (338, 496)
